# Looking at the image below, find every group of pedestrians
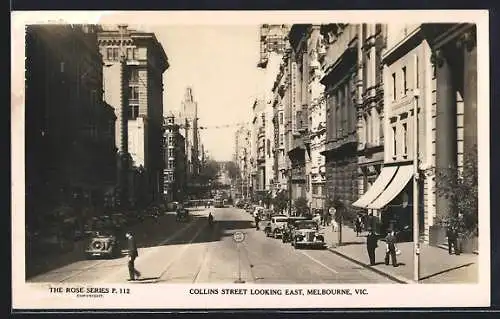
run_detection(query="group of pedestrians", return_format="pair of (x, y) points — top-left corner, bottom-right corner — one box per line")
(365, 229), (400, 267)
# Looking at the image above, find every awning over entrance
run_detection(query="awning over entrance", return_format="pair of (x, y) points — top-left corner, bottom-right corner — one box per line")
(352, 166), (398, 208)
(367, 165), (414, 210)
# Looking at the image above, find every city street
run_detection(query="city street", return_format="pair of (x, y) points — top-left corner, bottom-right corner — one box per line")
(28, 207), (393, 284)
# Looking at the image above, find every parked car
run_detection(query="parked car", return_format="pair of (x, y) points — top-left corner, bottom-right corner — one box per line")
(265, 215), (288, 238)
(291, 220), (326, 249)
(281, 216), (308, 243)
(84, 230), (121, 259)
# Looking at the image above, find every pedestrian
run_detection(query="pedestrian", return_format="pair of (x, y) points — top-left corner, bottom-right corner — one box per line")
(384, 229), (398, 267)
(125, 232), (141, 281)
(355, 215), (362, 237)
(255, 213), (260, 230)
(329, 206), (337, 231)
(366, 230), (378, 266)
(447, 224), (460, 255)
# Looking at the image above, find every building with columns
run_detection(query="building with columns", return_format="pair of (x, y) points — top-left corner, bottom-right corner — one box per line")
(98, 26), (169, 207)
(307, 25), (327, 211)
(319, 24), (360, 210)
(353, 23), (477, 243)
(355, 24), (386, 212)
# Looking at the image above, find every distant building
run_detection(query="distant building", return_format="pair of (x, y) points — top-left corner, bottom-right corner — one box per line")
(162, 113), (186, 202)
(98, 26), (169, 206)
(25, 24), (117, 225)
(177, 87), (202, 196)
(234, 125), (252, 199)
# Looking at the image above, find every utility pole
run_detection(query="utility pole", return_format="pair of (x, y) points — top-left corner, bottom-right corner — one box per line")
(412, 54), (421, 283)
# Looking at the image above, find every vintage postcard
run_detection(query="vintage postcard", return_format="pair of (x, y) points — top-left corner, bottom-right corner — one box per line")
(11, 10), (490, 310)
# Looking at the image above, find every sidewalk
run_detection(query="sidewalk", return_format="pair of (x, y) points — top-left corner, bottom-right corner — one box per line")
(320, 224), (478, 284)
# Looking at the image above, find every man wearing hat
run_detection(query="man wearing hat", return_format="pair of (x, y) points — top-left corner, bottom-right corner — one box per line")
(125, 232), (141, 281)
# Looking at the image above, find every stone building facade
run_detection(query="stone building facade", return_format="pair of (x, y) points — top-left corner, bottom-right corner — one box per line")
(162, 113), (186, 202)
(319, 24), (360, 210)
(98, 26), (169, 206)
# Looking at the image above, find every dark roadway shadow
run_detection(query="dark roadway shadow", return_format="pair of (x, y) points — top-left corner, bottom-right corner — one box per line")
(135, 216), (255, 248)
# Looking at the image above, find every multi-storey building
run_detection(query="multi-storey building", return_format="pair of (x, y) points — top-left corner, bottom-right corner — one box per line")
(98, 25), (169, 207)
(178, 87), (202, 196)
(353, 24), (387, 211)
(319, 24), (360, 211)
(287, 24), (313, 207)
(352, 23), (477, 243)
(271, 53), (291, 194)
(234, 125), (252, 199)
(307, 25), (327, 211)
(251, 98), (266, 194)
(25, 24), (117, 227)
(256, 24), (290, 203)
(162, 112), (186, 202)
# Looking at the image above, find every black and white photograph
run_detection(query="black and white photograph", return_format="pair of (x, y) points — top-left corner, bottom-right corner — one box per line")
(11, 10), (490, 309)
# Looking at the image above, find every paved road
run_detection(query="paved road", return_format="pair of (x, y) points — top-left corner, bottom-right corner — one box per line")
(28, 207), (393, 284)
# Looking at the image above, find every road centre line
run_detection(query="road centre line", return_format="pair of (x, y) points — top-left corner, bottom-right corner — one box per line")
(299, 250), (339, 274)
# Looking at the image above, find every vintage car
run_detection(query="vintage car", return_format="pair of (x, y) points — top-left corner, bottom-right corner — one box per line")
(265, 215), (288, 238)
(281, 216), (308, 243)
(290, 220), (326, 249)
(85, 230), (121, 259)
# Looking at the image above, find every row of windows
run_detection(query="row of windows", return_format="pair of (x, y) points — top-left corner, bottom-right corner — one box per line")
(391, 56), (419, 101)
(104, 47), (138, 61)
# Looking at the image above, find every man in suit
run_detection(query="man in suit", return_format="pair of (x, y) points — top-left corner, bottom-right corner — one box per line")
(366, 230), (378, 266)
(384, 230), (398, 267)
(446, 225), (459, 255)
(125, 232), (141, 281)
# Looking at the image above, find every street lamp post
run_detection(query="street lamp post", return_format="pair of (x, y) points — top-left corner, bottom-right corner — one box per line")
(412, 54), (421, 283)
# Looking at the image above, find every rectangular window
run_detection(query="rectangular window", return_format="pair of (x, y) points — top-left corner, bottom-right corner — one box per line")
(106, 48), (113, 60)
(402, 123), (408, 155)
(392, 126), (397, 156)
(127, 48), (133, 60)
(112, 48), (119, 60)
(168, 136), (173, 145)
(168, 148), (174, 158)
(129, 69), (139, 83)
(129, 86), (139, 100)
(279, 134), (284, 146)
(168, 159), (174, 169)
(402, 66), (408, 95)
(279, 112), (284, 125)
(133, 48), (138, 60)
(392, 72), (396, 100)
(128, 105), (139, 120)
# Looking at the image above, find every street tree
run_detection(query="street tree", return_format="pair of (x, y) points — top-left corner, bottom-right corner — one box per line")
(225, 161), (240, 181)
(272, 190), (288, 214)
(434, 146), (478, 241)
(294, 196), (309, 217)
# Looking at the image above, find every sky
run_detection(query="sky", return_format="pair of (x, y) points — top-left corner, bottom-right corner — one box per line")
(148, 25), (263, 162)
